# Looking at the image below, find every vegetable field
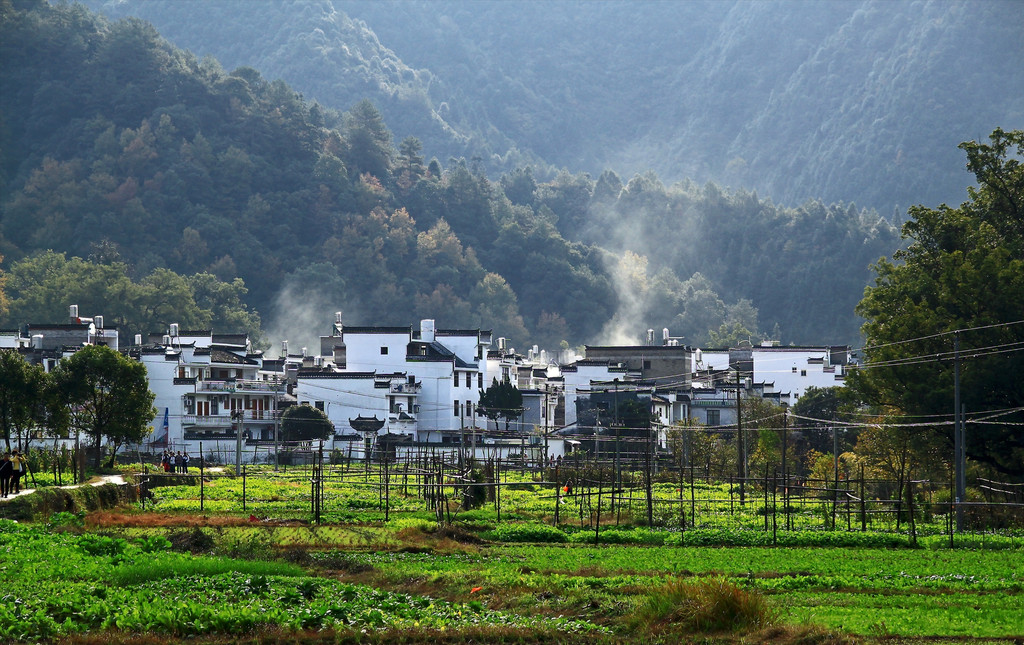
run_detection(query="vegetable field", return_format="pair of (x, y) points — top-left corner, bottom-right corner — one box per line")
(0, 459), (1021, 643)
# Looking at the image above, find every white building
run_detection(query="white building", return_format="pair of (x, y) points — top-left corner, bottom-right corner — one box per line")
(135, 328), (283, 456)
(295, 318), (492, 445)
(694, 344), (853, 402)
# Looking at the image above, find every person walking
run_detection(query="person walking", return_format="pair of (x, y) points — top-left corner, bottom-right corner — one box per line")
(181, 452), (190, 473)
(10, 450), (25, 494)
(0, 453), (12, 498)
(174, 451), (183, 473)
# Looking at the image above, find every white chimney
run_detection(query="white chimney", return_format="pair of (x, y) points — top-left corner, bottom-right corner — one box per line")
(134, 334), (142, 346)
(663, 328), (670, 344)
(162, 335), (171, 346)
(32, 334), (43, 350)
(169, 323), (179, 337)
(94, 315), (103, 329)
(647, 329), (655, 345)
(282, 340), (288, 356)
(421, 319), (435, 343)
(301, 347), (307, 357)
(69, 304), (79, 321)
(498, 337), (506, 350)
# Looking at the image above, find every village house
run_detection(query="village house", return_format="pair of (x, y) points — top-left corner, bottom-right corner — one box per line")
(293, 317), (492, 455)
(133, 326), (284, 458)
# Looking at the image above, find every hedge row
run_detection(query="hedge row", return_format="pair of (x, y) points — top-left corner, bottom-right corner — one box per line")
(0, 483), (138, 521)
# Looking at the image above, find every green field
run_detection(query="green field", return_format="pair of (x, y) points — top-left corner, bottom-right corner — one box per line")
(1, 465), (1020, 643)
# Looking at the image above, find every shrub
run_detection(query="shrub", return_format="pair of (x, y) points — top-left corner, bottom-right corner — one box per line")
(632, 578), (775, 633)
(168, 527), (216, 553)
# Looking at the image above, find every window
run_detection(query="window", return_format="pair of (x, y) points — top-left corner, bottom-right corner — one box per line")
(453, 372), (459, 387)
(478, 373), (484, 389)
(380, 346), (389, 355)
(315, 401), (325, 411)
(454, 400), (460, 417)
(465, 401), (472, 416)
(465, 372), (472, 388)
(707, 409), (721, 426)
(643, 360), (652, 370)
(800, 370), (807, 377)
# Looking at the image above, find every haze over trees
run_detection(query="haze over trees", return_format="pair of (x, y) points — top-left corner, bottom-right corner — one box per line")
(0, 0), (904, 350)
(81, 0), (1024, 215)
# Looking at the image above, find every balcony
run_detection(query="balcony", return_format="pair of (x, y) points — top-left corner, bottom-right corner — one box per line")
(183, 430), (234, 440)
(245, 409), (281, 421)
(235, 380), (285, 393)
(689, 399), (732, 407)
(390, 382), (421, 394)
(196, 379), (283, 393)
(197, 380), (232, 392)
(182, 411), (280, 426)
(182, 414), (232, 428)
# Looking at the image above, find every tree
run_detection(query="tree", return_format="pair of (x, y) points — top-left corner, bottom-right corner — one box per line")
(0, 350), (46, 451)
(280, 404), (334, 442)
(187, 273), (263, 346)
(851, 129), (1024, 477)
(396, 136), (425, 188)
(477, 378), (524, 432)
(51, 345), (156, 467)
(790, 386), (859, 462)
(471, 273), (530, 344)
(343, 99), (393, 181)
(0, 254), (9, 320)
(854, 408), (947, 508)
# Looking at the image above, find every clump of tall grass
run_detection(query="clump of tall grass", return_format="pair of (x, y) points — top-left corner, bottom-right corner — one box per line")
(631, 577), (775, 633)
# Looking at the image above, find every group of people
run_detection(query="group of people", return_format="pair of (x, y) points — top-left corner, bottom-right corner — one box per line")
(0, 450), (27, 498)
(160, 450), (191, 473)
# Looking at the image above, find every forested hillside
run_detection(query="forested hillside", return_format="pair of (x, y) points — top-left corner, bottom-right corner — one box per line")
(1, 0), (897, 351)
(83, 0), (1024, 215)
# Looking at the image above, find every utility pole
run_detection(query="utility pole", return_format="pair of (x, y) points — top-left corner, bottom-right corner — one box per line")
(273, 378), (281, 472)
(233, 409), (244, 476)
(833, 417), (839, 487)
(781, 406), (788, 490)
(736, 369), (745, 505)
(613, 379), (620, 485)
(543, 385), (550, 469)
(954, 331), (965, 532)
